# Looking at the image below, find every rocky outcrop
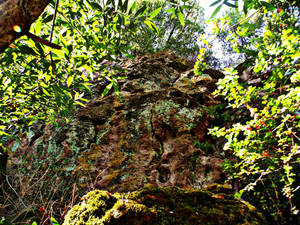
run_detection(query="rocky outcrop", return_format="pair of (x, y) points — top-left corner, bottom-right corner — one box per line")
(63, 186), (268, 225)
(4, 51), (243, 224)
(14, 50), (225, 193)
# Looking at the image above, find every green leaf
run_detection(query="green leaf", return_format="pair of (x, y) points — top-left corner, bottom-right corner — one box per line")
(35, 42), (44, 57)
(243, 0), (249, 14)
(85, 0), (103, 11)
(129, 1), (136, 14)
(82, 64), (93, 73)
(177, 11), (185, 26)
(149, 7), (162, 19)
(51, 48), (65, 59)
(74, 101), (86, 107)
(82, 83), (93, 95)
(181, 5), (192, 10)
(0, 130), (9, 136)
(209, 0), (222, 7)
(260, 1), (276, 11)
(42, 88), (51, 96)
(144, 20), (159, 34)
(33, 19), (42, 34)
(66, 75), (74, 87)
(210, 5), (222, 18)
(102, 82), (113, 98)
(135, 4), (147, 17)
(42, 15), (53, 23)
(166, 7), (175, 14)
(121, 0), (129, 12)
(112, 78), (120, 100)
(84, 0), (94, 10)
(18, 45), (38, 56)
(224, 2), (238, 8)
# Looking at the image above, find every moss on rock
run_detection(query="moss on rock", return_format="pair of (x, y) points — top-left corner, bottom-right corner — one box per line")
(63, 186), (268, 225)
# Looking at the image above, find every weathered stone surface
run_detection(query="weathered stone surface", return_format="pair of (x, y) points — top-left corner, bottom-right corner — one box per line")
(63, 186), (269, 225)
(7, 51), (226, 194)
(3, 51), (271, 224)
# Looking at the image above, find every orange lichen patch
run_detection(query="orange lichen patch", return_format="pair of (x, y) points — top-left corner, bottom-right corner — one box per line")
(213, 194), (225, 200)
(262, 151), (270, 157)
(145, 195), (157, 201)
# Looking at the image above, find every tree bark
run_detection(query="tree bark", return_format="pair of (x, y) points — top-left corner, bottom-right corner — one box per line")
(0, 0), (50, 53)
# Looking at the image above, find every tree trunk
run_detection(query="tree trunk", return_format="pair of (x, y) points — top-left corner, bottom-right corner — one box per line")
(0, 0), (50, 53)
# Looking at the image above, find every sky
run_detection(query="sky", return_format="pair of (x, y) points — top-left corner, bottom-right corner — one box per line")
(195, 0), (245, 68)
(197, 1), (221, 18)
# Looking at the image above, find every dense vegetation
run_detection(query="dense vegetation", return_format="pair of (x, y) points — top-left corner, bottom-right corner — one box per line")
(0, 0), (299, 224)
(199, 1), (299, 224)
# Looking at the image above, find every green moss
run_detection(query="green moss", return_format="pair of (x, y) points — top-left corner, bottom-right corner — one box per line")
(63, 186), (269, 225)
(63, 190), (117, 225)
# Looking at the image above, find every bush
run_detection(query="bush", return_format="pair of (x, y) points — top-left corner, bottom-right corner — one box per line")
(197, 1), (299, 224)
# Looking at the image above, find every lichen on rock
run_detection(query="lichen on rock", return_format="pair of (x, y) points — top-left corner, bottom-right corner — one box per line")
(2, 50), (274, 225)
(7, 50), (226, 193)
(63, 186), (269, 225)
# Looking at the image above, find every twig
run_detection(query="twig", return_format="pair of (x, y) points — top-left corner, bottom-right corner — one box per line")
(50, 0), (60, 43)
(27, 32), (61, 50)
(50, 0), (60, 76)
(10, 204), (37, 223)
(229, 7), (263, 31)
(5, 175), (27, 208)
(49, 200), (58, 224)
(71, 183), (76, 208)
(25, 168), (50, 193)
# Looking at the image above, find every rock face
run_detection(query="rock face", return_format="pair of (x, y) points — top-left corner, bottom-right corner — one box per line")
(4, 51), (270, 224)
(20, 50), (225, 193)
(63, 186), (268, 225)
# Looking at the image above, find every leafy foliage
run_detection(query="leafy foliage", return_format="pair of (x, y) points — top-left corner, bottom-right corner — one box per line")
(196, 0), (300, 223)
(1, 0), (299, 224)
(0, 0), (167, 149)
(0, 1), (185, 223)
(127, 0), (205, 58)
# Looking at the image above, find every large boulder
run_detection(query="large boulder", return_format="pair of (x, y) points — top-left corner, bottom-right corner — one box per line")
(63, 186), (268, 225)
(4, 51), (237, 223)
(19, 50), (225, 192)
